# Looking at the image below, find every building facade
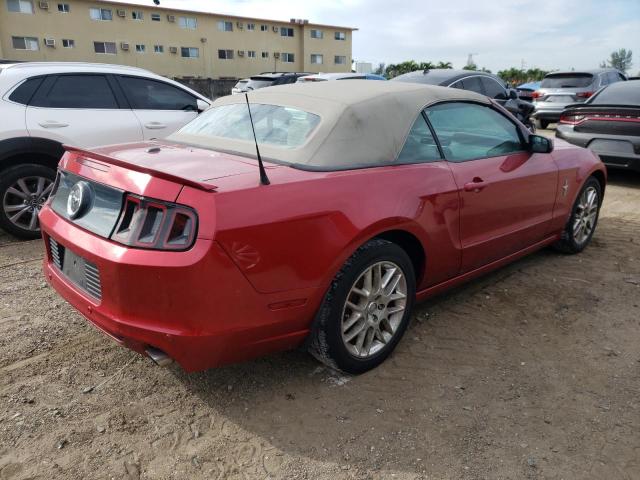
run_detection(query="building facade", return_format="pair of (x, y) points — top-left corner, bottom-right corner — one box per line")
(0, 0), (356, 78)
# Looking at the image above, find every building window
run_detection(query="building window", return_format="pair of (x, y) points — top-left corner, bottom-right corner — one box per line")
(7, 0), (33, 13)
(281, 27), (294, 37)
(247, 50), (256, 58)
(217, 20), (232, 31)
(135, 44), (145, 53)
(181, 47), (199, 58)
(62, 38), (74, 48)
(151, 13), (160, 21)
(131, 10), (143, 20)
(247, 23), (255, 30)
(335, 31), (346, 40)
(335, 55), (347, 65)
(94, 41), (116, 54)
(12, 36), (38, 50)
(90, 7), (112, 21)
(179, 16), (197, 29)
(261, 51), (269, 59)
(310, 54), (323, 65)
(282, 52), (295, 63)
(260, 24), (268, 31)
(57, 3), (69, 13)
(218, 49), (234, 60)
(310, 29), (323, 39)
(154, 45), (163, 53)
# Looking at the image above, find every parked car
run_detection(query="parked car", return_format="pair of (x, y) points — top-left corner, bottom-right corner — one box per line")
(516, 81), (541, 102)
(0, 62), (211, 239)
(392, 69), (536, 131)
(297, 73), (386, 82)
(532, 69), (627, 129)
(231, 78), (249, 95)
(39, 81), (605, 374)
(556, 80), (640, 172)
(244, 72), (314, 91)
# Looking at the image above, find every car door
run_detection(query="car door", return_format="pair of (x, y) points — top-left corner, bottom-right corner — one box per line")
(424, 101), (558, 272)
(25, 74), (142, 148)
(115, 75), (201, 139)
(480, 77), (509, 106)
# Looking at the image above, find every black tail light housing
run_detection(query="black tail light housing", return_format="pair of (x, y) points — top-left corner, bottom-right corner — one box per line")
(111, 194), (198, 251)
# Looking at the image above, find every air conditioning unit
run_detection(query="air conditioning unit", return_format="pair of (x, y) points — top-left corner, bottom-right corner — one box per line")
(38, 1), (49, 9)
(116, 9), (126, 17)
(236, 21), (243, 29)
(120, 42), (130, 51)
(167, 14), (175, 22)
(169, 46), (178, 53)
(272, 26), (279, 33)
(44, 38), (55, 47)
(237, 50), (245, 56)
(273, 52), (280, 59)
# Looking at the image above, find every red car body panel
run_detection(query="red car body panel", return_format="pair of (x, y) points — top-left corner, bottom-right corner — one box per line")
(39, 138), (605, 371)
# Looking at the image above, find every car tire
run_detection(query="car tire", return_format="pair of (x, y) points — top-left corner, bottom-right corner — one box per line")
(553, 176), (602, 254)
(0, 164), (56, 240)
(537, 119), (550, 130)
(307, 238), (416, 374)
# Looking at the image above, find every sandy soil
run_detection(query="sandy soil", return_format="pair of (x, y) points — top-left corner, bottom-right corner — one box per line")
(1, 170), (639, 480)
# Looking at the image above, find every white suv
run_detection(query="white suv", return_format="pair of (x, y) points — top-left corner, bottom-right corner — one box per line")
(0, 62), (211, 239)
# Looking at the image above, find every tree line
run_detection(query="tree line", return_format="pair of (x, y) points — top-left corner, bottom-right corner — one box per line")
(372, 49), (634, 84)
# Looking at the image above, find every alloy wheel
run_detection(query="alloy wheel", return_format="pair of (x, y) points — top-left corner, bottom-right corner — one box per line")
(573, 186), (599, 245)
(2, 175), (54, 232)
(341, 261), (407, 358)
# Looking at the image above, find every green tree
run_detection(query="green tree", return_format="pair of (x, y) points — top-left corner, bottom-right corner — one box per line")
(373, 62), (386, 76)
(602, 48), (633, 73)
(385, 61), (434, 78)
(435, 61), (453, 69)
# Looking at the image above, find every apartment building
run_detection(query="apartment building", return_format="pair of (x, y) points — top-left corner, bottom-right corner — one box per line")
(0, 0), (356, 78)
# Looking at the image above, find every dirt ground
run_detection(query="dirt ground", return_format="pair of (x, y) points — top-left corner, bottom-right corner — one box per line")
(1, 167), (639, 480)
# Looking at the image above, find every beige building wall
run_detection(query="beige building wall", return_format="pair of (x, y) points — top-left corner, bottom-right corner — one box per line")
(0, 0), (355, 78)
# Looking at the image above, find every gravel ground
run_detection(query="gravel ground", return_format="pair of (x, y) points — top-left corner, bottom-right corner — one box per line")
(0, 168), (639, 480)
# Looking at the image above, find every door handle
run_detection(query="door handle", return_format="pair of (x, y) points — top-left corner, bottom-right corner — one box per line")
(38, 121), (69, 128)
(144, 122), (167, 130)
(464, 177), (489, 192)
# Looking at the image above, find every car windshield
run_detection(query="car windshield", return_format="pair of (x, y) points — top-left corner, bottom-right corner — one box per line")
(171, 103), (321, 150)
(541, 74), (594, 88)
(234, 80), (248, 88)
(246, 78), (275, 90)
(591, 82), (640, 105)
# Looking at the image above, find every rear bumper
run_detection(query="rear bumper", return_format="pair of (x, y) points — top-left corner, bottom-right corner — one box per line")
(532, 106), (564, 121)
(39, 206), (319, 371)
(556, 126), (640, 172)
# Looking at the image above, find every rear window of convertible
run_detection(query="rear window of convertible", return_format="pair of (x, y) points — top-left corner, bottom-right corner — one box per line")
(175, 103), (321, 149)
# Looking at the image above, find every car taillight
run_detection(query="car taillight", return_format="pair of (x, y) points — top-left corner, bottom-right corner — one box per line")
(111, 194), (197, 250)
(531, 91), (542, 99)
(559, 114), (586, 125)
(575, 91), (594, 98)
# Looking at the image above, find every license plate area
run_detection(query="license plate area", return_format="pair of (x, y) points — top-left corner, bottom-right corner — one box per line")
(50, 238), (102, 300)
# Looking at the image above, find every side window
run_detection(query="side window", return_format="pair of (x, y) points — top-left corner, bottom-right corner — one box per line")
(481, 77), (507, 100)
(460, 76), (484, 95)
(425, 102), (524, 162)
(396, 114), (442, 164)
(8, 76), (44, 104)
(450, 80), (464, 89)
(32, 75), (117, 108)
(118, 76), (197, 111)
(608, 72), (621, 84)
(599, 74), (609, 87)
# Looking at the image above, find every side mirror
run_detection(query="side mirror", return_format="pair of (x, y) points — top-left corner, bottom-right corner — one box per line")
(196, 99), (209, 113)
(509, 89), (518, 100)
(529, 134), (554, 153)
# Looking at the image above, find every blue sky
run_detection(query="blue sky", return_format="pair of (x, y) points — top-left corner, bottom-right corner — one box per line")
(111, 0), (640, 74)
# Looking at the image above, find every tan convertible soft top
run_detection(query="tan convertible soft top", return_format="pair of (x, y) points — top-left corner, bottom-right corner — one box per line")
(169, 80), (491, 170)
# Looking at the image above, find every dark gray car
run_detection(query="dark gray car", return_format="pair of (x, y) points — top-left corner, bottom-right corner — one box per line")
(556, 80), (640, 172)
(533, 69), (627, 129)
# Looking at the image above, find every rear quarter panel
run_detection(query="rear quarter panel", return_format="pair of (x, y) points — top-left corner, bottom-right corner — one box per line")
(207, 162), (462, 295)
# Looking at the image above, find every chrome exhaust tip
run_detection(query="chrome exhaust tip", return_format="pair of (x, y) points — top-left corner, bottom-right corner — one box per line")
(145, 347), (173, 367)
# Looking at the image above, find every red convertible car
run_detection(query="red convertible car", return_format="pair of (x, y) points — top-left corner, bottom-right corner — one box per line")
(39, 81), (606, 374)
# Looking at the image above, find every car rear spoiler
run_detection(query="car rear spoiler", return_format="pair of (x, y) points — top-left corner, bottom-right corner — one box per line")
(63, 145), (217, 192)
